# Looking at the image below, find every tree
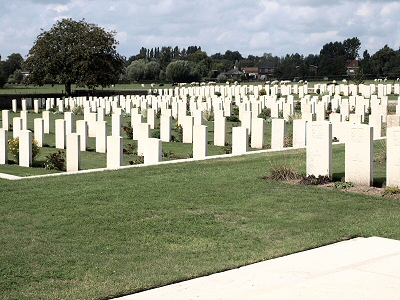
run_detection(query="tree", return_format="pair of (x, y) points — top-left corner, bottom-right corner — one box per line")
(25, 18), (125, 95)
(3, 53), (24, 78)
(343, 37), (361, 60)
(166, 60), (191, 82)
(370, 45), (396, 77)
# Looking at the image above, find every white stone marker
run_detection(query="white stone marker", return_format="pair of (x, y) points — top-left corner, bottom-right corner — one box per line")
(293, 119), (307, 148)
(137, 123), (150, 156)
(214, 116), (226, 147)
(12, 99), (17, 113)
(87, 112), (97, 138)
(20, 110), (28, 130)
(12, 117), (22, 139)
(147, 108), (156, 129)
(131, 113), (144, 140)
(76, 120), (88, 151)
(251, 118), (264, 149)
(160, 115), (172, 142)
(55, 119), (66, 149)
(0, 129), (8, 164)
(21, 99), (27, 111)
(232, 126), (248, 155)
(144, 138), (162, 165)
(33, 118), (44, 147)
(306, 121), (332, 178)
(66, 133), (81, 172)
(42, 111), (51, 134)
(345, 124), (373, 186)
(386, 127), (400, 187)
(19, 130), (32, 167)
(386, 115), (400, 129)
(369, 114), (382, 138)
(112, 113), (122, 137)
(182, 116), (194, 143)
(2, 110), (10, 130)
(193, 125), (208, 159)
(107, 135), (123, 169)
(96, 121), (107, 153)
(64, 112), (74, 134)
(271, 118), (286, 149)
(34, 99), (39, 113)
(97, 107), (106, 122)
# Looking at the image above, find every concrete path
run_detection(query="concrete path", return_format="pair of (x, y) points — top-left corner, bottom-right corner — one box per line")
(114, 236), (400, 300)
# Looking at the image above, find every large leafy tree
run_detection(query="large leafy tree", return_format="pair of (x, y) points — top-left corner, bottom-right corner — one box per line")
(25, 18), (125, 95)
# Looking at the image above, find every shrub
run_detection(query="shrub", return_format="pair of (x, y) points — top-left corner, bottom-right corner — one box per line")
(123, 122), (133, 139)
(263, 162), (302, 181)
(259, 88), (267, 96)
(258, 107), (271, 120)
(300, 174), (331, 185)
(72, 105), (84, 115)
(382, 186), (400, 196)
(203, 107), (214, 121)
(8, 137), (40, 163)
(44, 150), (66, 171)
(226, 115), (240, 122)
(332, 181), (354, 189)
(151, 130), (160, 139)
(129, 156), (144, 165)
(123, 142), (137, 155)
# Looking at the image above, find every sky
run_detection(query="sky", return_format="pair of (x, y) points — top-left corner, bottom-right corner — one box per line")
(1, 0), (400, 61)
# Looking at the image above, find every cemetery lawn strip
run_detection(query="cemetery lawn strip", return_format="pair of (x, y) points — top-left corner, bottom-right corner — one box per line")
(1, 147), (400, 300)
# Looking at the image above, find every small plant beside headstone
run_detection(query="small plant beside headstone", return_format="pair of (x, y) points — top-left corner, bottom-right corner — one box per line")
(44, 150), (65, 171)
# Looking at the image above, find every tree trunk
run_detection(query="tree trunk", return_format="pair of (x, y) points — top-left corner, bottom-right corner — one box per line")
(65, 83), (72, 95)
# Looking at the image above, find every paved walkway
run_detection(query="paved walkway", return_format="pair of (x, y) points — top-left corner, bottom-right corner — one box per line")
(114, 236), (400, 300)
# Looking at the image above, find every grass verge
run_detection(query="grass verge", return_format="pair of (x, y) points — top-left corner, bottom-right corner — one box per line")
(1, 145), (399, 300)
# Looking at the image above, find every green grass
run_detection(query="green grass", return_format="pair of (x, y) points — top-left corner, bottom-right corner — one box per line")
(1, 141), (399, 300)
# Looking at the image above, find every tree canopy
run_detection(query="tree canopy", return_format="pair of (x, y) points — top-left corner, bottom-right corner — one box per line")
(25, 18), (125, 95)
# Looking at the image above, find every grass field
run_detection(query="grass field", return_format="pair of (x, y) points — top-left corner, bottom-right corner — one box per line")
(1, 80), (399, 95)
(1, 139), (399, 300)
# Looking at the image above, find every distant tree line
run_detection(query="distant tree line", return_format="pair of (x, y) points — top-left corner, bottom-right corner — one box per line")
(2, 32), (400, 90)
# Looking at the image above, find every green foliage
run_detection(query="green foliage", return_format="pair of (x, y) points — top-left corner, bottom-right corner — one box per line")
(123, 142), (137, 155)
(166, 60), (191, 82)
(381, 186), (400, 196)
(332, 181), (354, 189)
(123, 122), (133, 139)
(259, 88), (266, 96)
(44, 150), (66, 171)
(216, 73), (227, 83)
(24, 18), (124, 95)
(300, 174), (331, 185)
(129, 156), (144, 165)
(8, 137), (40, 163)
(151, 130), (161, 139)
(258, 107), (271, 119)
(71, 105), (84, 115)
(126, 59), (160, 82)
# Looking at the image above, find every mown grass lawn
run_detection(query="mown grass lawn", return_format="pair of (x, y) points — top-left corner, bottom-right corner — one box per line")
(1, 143), (399, 300)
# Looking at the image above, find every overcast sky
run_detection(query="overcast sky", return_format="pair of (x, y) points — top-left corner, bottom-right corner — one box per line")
(1, 0), (400, 60)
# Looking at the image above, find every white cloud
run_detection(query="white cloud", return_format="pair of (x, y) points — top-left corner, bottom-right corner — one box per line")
(1, 0), (400, 60)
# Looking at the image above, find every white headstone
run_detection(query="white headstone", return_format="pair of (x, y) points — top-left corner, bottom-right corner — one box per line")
(193, 125), (208, 159)
(107, 135), (123, 169)
(96, 121), (107, 153)
(386, 127), (400, 187)
(2, 110), (10, 130)
(66, 133), (81, 172)
(213, 116), (226, 147)
(271, 119), (286, 149)
(250, 118), (264, 149)
(144, 138), (162, 165)
(306, 121), (332, 177)
(232, 126), (248, 155)
(55, 119), (66, 149)
(345, 124), (373, 186)
(19, 130), (32, 167)
(33, 118), (44, 147)
(0, 129), (8, 164)
(76, 120), (88, 151)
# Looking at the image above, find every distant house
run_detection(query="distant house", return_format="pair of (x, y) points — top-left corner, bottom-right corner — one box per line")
(346, 60), (359, 76)
(309, 65), (318, 75)
(225, 68), (244, 78)
(242, 67), (259, 80)
(258, 62), (280, 80)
